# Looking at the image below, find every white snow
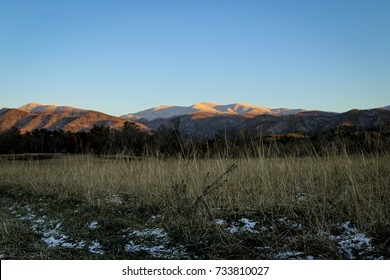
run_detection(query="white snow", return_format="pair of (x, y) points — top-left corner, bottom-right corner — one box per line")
(122, 227), (188, 258)
(226, 220), (259, 234)
(215, 219), (225, 226)
(216, 217), (268, 234)
(151, 215), (163, 221)
(239, 218), (259, 233)
(216, 217), (381, 260)
(124, 242), (144, 253)
(330, 221), (374, 259)
(8, 203), (380, 260)
(215, 217), (269, 234)
(62, 240), (86, 249)
(88, 221), (99, 230)
(125, 242), (165, 255)
(89, 240), (104, 255)
(124, 242), (187, 259)
(9, 205), (86, 250)
(123, 227), (169, 240)
(277, 217), (303, 230)
(41, 223), (68, 247)
(274, 251), (304, 260)
(226, 224), (240, 234)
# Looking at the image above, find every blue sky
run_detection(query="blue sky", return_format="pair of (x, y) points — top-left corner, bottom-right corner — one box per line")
(1, 0), (389, 116)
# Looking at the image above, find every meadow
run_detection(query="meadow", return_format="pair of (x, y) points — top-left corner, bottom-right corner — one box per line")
(0, 151), (389, 259)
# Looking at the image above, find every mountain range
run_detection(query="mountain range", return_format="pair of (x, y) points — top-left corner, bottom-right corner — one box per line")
(1, 102), (390, 137)
(121, 102), (306, 121)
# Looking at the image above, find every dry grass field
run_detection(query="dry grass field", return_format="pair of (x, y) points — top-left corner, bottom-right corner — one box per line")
(0, 152), (389, 259)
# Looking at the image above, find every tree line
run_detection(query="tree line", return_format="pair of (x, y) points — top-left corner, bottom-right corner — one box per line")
(1, 118), (390, 157)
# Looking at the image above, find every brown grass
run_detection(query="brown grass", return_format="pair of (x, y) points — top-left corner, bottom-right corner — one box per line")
(0, 152), (389, 259)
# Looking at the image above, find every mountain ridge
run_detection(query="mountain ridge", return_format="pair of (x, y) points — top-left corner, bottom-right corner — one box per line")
(18, 103), (85, 115)
(121, 102), (307, 121)
(0, 103), (148, 133)
(1, 102), (390, 137)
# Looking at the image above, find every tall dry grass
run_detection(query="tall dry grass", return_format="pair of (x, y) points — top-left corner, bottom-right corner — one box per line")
(1, 152), (389, 233)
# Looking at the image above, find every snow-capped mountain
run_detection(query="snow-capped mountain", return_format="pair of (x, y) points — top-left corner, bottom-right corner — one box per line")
(121, 102), (306, 121)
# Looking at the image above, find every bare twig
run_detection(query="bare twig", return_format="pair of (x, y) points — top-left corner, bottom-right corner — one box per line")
(193, 164), (237, 218)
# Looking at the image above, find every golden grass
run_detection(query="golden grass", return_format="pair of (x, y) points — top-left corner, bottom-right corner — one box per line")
(1, 153), (389, 232)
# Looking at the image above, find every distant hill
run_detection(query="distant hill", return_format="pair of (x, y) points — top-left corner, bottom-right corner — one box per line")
(139, 109), (390, 138)
(1, 102), (390, 137)
(121, 102), (306, 121)
(122, 103), (390, 137)
(0, 103), (148, 133)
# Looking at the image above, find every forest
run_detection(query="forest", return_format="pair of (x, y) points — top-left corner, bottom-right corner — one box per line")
(1, 119), (390, 157)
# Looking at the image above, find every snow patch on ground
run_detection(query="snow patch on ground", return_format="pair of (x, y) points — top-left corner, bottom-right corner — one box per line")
(8, 203), (379, 260)
(88, 221), (99, 230)
(151, 215), (163, 221)
(9, 205), (88, 251)
(122, 227), (188, 259)
(277, 217), (302, 230)
(124, 242), (186, 258)
(89, 240), (104, 255)
(274, 251), (304, 260)
(216, 218), (269, 234)
(129, 228), (169, 240)
(330, 221), (374, 259)
(62, 240), (86, 249)
(41, 223), (68, 247)
(216, 217), (377, 260)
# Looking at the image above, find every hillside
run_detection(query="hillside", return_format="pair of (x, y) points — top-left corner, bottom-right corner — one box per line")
(0, 103), (148, 133)
(135, 109), (390, 138)
(121, 102), (306, 121)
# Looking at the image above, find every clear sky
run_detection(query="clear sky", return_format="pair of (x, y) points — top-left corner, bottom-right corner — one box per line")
(1, 0), (389, 116)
